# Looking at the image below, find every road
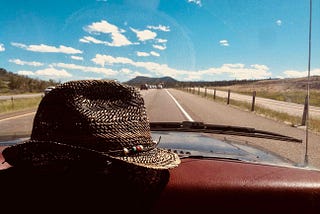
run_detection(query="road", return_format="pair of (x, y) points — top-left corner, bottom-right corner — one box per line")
(1, 89), (320, 168)
(194, 88), (320, 119)
(141, 89), (320, 168)
(141, 89), (187, 122)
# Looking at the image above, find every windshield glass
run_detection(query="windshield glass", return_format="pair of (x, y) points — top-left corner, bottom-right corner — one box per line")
(0, 0), (319, 170)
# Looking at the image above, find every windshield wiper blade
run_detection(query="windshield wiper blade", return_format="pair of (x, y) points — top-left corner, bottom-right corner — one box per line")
(150, 121), (302, 143)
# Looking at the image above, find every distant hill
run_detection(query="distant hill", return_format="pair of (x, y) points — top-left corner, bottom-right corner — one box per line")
(125, 76), (179, 88)
(0, 68), (59, 94)
(125, 75), (320, 90)
(125, 76), (266, 88)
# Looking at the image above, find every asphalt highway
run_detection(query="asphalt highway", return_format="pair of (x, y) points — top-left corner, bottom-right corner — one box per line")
(1, 88), (320, 169)
(143, 89), (320, 168)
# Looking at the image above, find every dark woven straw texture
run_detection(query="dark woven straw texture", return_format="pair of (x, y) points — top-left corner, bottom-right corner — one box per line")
(2, 80), (180, 169)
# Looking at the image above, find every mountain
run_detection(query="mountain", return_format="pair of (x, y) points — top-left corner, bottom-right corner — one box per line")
(125, 76), (179, 87)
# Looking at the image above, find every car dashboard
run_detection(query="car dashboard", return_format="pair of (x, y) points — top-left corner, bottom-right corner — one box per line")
(152, 157), (320, 213)
(1, 143), (320, 213)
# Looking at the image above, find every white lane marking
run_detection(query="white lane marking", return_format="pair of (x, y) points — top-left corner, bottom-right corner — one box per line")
(0, 112), (35, 122)
(165, 89), (194, 122)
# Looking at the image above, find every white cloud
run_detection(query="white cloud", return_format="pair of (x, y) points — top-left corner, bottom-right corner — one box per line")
(136, 51), (160, 57)
(91, 54), (183, 77)
(11, 42), (82, 54)
(79, 38), (90, 43)
(91, 54), (271, 80)
(85, 20), (119, 34)
(35, 67), (72, 77)
(136, 51), (150, 57)
(150, 51), (160, 57)
(119, 68), (152, 80)
(219, 40), (229, 46)
(0, 43), (5, 52)
(120, 68), (131, 74)
(17, 70), (35, 76)
(79, 36), (107, 45)
(223, 63), (245, 69)
(52, 62), (117, 76)
(84, 20), (132, 47)
(188, 0), (202, 7)
(198, 64), (271, 79)
(276, 20), (282, 26)
(18, 68), (72, 78)
(91, 54), (134, 67)
(156, 38), (167, 43)
(9, 59), (43, 66)
(11, 42), (26, 48)
(153, 44), (166, 50)
(251, 64), (269, 70)
(147, 25), (170, 32)
(71, 55), (83, 61)
(131, 28), (157, 41)
(283, 69), (320, 78)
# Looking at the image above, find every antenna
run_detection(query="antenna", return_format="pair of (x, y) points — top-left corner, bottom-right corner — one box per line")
(304, 0), (312, 166)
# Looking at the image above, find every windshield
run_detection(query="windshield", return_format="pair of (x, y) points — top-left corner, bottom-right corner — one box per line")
(0, 0), (320, 170)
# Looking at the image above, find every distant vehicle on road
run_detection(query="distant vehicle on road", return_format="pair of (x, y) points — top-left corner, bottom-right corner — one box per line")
(140, 84), (148, 90)
(44, 86), (55, 95)
(157, 84), (163, 89)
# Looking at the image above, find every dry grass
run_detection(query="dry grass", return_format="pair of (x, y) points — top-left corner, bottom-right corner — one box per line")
(0, 97), (42, 114)
(216, 88), (320, 107)
(214, 76), (320, 107)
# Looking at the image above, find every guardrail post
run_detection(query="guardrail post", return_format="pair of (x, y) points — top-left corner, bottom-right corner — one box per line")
(197, 87), (200, 95)
(204, 88), (207, 97)
(227, 89), (231, 105)
(301, 95), (308, 126)
(251, 91), (256, 111)
(213, 89), (216, 100)
(11, 96), (14, 110)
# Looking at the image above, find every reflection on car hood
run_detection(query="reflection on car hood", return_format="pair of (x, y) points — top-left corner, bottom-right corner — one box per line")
(0, 132), (296, 168)
(151, 131), (296, 167)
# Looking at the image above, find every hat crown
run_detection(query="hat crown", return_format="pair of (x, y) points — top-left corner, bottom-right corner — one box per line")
(31, 80), (152, 154)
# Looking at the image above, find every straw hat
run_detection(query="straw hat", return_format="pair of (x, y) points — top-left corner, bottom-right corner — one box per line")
(2, 80), (180, 170)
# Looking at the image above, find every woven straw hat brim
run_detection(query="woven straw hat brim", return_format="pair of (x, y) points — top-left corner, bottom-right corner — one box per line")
(111, 148), (181, 169)
(2, 140), (180, 170)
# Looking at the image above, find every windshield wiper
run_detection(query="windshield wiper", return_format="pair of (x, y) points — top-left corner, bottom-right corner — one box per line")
(150, 121), (302, 143)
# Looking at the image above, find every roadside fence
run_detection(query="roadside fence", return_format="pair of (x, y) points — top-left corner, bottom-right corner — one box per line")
(183, 87), (310, 126)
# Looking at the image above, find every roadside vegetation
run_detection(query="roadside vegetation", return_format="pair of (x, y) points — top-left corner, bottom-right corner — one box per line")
(0, 97), (42, 114)
(213, 76), (320, 107)
(213, 88), (320, 107)
(0, 68), (59, 95)
(0, 68), (58, 114)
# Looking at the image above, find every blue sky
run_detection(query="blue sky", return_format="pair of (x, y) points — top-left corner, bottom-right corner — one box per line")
(0, 0), (319, 82)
